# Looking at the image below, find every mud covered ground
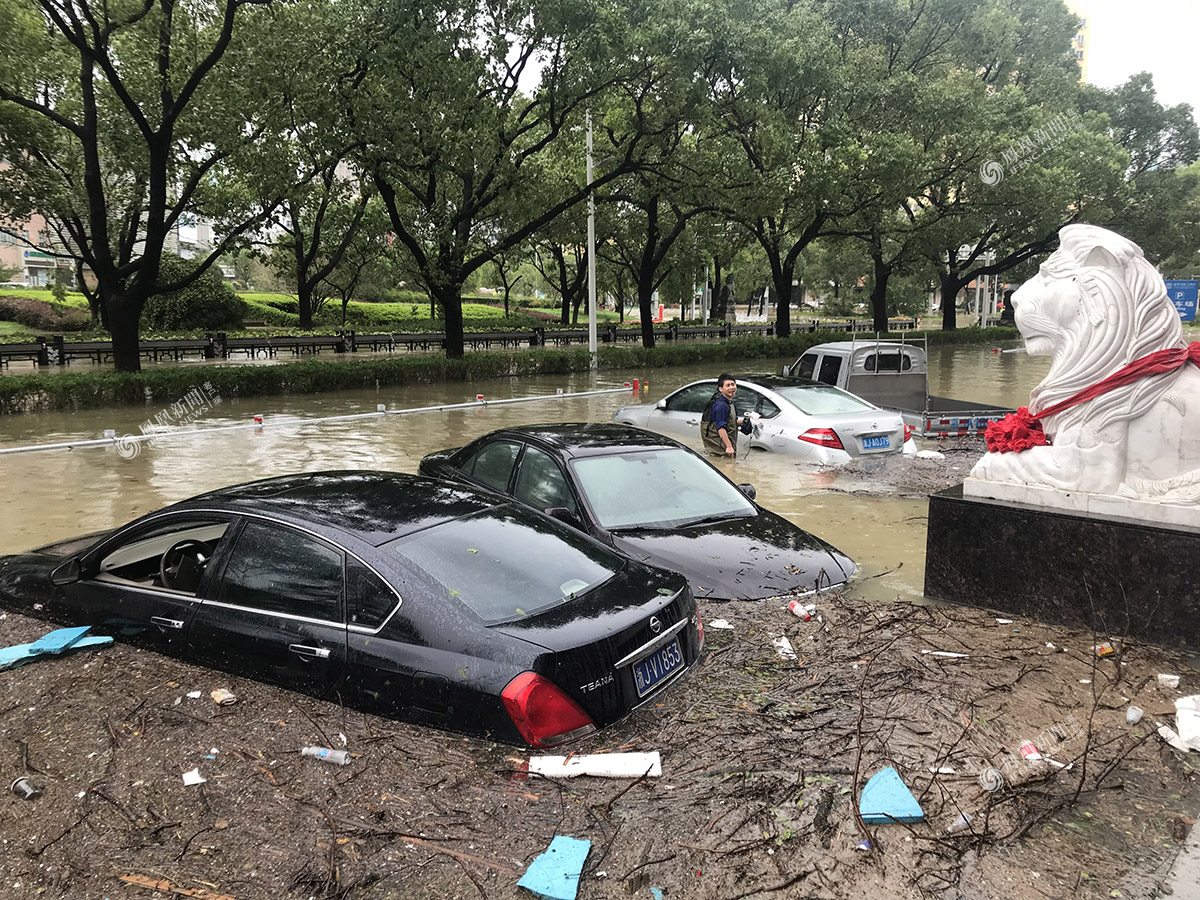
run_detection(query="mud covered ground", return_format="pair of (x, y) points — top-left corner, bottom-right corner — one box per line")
(1, 457), (1197, 900)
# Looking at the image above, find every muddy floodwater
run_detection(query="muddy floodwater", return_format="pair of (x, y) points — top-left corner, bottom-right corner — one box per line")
(0, 344), (1048, 603)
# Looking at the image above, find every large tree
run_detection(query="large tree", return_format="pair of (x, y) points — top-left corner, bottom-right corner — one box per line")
(1086, 73), (1200, 265)
(0, 0), (298, 371)
(343, 0), (665, 359)
(702, 0), (998, 338)
(264, 169), (373, 330)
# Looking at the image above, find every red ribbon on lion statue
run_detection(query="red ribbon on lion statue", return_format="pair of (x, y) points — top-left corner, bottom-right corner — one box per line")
(984, 343), (1200, 454)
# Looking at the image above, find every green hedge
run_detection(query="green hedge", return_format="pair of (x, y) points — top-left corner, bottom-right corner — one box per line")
(0, 350), (595, 414)
(0, 327), (1018, 414)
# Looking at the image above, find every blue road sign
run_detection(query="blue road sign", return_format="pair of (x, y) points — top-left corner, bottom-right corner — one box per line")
(1165, 279), (1198, 323)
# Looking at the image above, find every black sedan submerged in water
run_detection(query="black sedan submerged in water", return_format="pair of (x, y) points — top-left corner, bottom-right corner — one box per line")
(419, 423), (857, 599)
(0, 472), (702, 747)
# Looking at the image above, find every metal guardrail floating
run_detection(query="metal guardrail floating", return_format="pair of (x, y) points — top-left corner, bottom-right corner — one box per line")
(0, 385), (638, 456)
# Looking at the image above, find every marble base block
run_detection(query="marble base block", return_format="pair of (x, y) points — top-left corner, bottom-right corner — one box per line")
(925, 484), (1200, 648)
(963, 477), (1200, 530)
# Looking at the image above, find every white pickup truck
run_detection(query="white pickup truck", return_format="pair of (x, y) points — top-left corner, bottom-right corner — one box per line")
(782, 339), (1013, 437)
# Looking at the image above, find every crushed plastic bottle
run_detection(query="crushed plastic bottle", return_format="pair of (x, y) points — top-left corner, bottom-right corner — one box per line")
(787, 600), (815, 620)
(301, 746), (351, 766)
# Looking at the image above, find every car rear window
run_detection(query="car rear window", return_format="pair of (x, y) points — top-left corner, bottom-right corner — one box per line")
(773, 384), (877, 415)
(382, 505), (621, 625)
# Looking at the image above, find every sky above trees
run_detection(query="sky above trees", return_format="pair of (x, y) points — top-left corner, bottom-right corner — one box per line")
(1080, 1), (1200, 114)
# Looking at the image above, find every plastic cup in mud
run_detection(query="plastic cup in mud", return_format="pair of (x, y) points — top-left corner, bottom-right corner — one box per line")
(1018, 741), (1043, 762)
(11, 777), (42, 800)
(1126, 706), (1144, 726)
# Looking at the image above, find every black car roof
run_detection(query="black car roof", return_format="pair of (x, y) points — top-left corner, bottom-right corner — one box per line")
(175, 471), (502, 546)
(477, 423), (684, 458)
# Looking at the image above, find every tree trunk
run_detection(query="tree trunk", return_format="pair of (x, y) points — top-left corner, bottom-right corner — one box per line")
(939, 269), (968, 331)
(870, 253), (891, 334)
(771, 267), (793, 339)
(709, 257), (724, 320)
(108, 295), (144, 373)
(433, 283), (466, 359)
(638, 292), (656, 349)
(298, 282), (314, 330)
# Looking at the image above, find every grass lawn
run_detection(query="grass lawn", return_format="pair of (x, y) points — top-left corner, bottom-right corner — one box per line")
(1, 284), (686, 337)
(0, 286), (90, 309)
(0, 321), (37, 338)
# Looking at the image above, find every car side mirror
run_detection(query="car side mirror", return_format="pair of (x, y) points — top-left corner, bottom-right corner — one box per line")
(737, 483), (757, 500)
(656, 399), (667, 409)
(544, 507), (581, 528)
(781, 364), (791, 377)
(50, 557), (81, 585)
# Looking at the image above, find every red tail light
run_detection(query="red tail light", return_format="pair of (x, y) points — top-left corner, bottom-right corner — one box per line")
(501, 672), (597, 748)
(903, 424), (913, 443)
(697, 611), (705, 650)
(798, 428), (844, 449)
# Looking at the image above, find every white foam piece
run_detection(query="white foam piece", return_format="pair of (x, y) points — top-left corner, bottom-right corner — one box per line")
(528, 751), (662, 778)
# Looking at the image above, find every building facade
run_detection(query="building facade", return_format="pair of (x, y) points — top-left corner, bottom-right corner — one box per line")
(1066, 0), (1091, 83)
(0, 211), (69, 286)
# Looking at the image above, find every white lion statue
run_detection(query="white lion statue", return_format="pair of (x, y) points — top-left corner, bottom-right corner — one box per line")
(969, 224), (1200, 507)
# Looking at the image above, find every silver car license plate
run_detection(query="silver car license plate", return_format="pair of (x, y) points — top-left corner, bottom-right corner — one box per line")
(862, 435), (891, 450)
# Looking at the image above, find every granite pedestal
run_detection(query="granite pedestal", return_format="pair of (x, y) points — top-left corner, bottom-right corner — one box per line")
(924, 485), (1200, 648)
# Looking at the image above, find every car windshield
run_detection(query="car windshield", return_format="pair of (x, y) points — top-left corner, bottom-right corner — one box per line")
(383, 505), (621, 625)
(571, 448), (756, 530)
(772, 383), (876, 415)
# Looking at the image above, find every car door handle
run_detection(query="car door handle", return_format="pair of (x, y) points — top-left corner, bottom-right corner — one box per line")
(289, 644), (331, 660)
(150, 616), (184, 631)
(686, 418), (699, 425)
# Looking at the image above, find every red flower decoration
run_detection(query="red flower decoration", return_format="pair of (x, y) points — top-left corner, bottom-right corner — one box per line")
(984, 407), (1050, 454)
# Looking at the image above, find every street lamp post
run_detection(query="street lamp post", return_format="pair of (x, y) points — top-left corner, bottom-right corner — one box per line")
(586, 112), (598, 370)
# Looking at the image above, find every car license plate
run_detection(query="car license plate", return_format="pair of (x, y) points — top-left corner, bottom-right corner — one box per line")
(862, 435), (890, 450)
(632, 639), (684, 698)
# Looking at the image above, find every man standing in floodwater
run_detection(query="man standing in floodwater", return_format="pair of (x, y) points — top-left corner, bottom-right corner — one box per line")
(701, 373), (744, 458)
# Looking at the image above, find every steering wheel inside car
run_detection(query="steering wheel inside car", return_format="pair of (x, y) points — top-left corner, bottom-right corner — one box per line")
(159, 540), (214, 593)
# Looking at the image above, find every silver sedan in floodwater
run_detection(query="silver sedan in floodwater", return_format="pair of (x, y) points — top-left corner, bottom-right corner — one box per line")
(612, 375), (916, 465)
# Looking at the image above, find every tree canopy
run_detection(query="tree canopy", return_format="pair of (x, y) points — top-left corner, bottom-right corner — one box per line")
(1, 0), (1195, 368)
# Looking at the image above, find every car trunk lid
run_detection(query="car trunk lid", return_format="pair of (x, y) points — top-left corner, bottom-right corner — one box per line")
(490, 570), (697, 727)
(817, 411), (907, 457)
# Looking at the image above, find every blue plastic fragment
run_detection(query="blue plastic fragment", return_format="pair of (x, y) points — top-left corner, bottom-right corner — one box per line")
(651, 889), (664, 900)
(0, 628), (112, 671)
(0, 645), (33, 671)
(859, 766), (925, 824)
(28, 626), (92, 654)
(518, 835), (591, 900)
